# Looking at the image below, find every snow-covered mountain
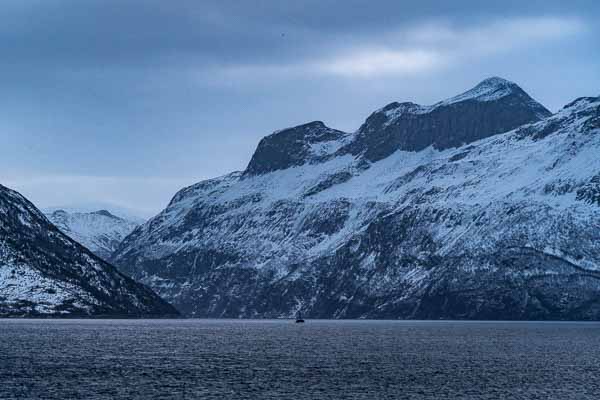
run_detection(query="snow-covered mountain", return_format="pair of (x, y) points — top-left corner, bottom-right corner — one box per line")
(45, 209), (141, 261)
(44, 203), (149, 222)
(0, 184), (177, 317)
(112, 77), (600, 319)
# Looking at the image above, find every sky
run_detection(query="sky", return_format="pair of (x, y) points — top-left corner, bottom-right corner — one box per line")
(1, 0), (599, 217)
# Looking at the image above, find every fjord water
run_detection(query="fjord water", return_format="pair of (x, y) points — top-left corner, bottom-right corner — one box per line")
(1, 320), (599, 399)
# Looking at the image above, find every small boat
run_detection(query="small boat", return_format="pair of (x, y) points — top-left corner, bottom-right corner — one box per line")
(295, 311), (305, 323)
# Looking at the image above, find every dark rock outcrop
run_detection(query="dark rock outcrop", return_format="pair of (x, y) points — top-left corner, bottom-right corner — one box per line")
(244, 121), (347, 176)
(344, 77), (551, 161)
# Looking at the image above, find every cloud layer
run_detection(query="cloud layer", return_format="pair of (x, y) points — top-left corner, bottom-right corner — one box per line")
(215, 16), (587, 80)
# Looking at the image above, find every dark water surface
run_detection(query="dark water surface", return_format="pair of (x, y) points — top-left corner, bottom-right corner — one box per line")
(1, 319), (599, 399)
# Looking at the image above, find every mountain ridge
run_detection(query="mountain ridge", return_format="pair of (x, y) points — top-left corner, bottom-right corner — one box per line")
(242, 77), (552, 176)
(346, 77), (551, 161)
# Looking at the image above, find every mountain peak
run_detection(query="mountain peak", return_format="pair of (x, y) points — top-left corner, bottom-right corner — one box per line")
(378, 102), (429, 116)
(477, 76), (516, 87)
(92, 209), (118, 219)
(297, 120), (326, 129)
(440, 76), (522, 105)
(351, 77), (551, 161)
(244, 121), (347, 176)
(270, 121), (331, 140)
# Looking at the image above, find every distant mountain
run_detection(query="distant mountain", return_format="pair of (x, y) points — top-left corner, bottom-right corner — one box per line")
(45, 209), (140, 261)
(0, 184), (177, 317)
(44, 203), (148, 223)
(112, 78), (600, 320)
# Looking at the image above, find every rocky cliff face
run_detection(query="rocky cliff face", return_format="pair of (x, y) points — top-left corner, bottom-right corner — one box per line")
(112, 78), (600, 320)
(244, 121), (348, 176)
(0, 185), (178, 317)
(344, 77), (551, 162)
(45, 209), (140, 261)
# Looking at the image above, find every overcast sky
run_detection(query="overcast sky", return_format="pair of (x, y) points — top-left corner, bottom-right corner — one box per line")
(1, 0), (599, 217)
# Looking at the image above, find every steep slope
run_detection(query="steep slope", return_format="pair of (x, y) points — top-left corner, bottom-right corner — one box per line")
(0, 185), (178, 317)
(45, 209), (140, 261)
(112, 79), (600, 319)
